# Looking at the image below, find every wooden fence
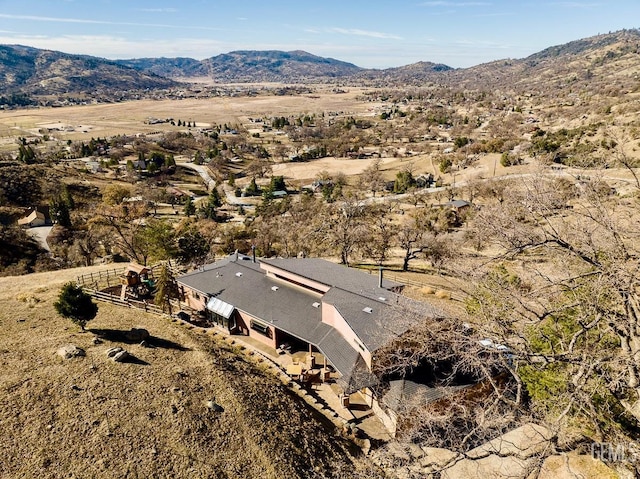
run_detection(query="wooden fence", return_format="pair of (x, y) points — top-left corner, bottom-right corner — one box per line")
(358, 267), (466, 302)
(76, 267), (123, 291)
(76, 262), (181, 316)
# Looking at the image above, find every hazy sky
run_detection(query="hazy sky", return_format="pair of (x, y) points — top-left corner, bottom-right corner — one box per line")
(0, 1), (638, 68)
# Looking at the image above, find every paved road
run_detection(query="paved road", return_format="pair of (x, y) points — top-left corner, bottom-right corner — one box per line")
(25, 226), (53, 252)
(176, 161), (216, 191)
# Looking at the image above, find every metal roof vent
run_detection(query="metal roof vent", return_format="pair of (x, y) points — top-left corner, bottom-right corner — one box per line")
(271, 286), (279, 291)
(312, 302), (320, 308)
(235, 272), (243, 277)
(363, 307), (373, 314)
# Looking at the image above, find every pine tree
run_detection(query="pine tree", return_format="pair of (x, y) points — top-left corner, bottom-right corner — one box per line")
(183, 196), (195, 217)
(54, 283), (98, 331)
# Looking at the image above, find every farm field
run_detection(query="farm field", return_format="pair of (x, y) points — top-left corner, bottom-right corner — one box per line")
(0, 88), (378, 144)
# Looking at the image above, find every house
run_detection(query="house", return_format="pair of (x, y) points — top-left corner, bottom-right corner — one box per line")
(271, 190), (288, 198)
(177, 255), (444, 409)
(444, 199), (471, 213)
(17, 207), (50, 228)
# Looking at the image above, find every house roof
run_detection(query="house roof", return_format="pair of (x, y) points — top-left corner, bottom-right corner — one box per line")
(178, 257), (371, 390)
(261, 258), (402, 298)
(17, 210), (45, 225)
(383, 379), (472, 413)
(177, 256), (445, 393)
(445, 199), (471, 209)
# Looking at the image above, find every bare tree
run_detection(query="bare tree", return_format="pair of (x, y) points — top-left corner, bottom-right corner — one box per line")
(464, 172), (640, 447)
(362, 202), (397, 266)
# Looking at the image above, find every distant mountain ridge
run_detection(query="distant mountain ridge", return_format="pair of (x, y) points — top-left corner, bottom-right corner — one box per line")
(1, 29), (640, 100)
(116, 50), (364, 82)
(0, 44), (176, 99)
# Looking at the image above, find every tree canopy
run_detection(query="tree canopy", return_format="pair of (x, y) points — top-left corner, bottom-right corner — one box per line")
(54, 282), (98, 331)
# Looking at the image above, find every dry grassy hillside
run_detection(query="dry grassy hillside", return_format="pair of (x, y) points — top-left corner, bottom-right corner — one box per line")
(0, 266), (372, 479)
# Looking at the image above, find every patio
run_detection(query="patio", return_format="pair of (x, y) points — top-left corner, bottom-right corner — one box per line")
(230, 333), (391, 440)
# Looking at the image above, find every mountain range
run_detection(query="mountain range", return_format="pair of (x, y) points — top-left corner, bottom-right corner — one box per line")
(0, 29), (639, 100)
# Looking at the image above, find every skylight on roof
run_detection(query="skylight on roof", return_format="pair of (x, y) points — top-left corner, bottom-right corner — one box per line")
(363, 307), (373, 314)
(235, 272), (243, 277)
(312, 302), (320, 308)
(378, 296), (387, 301)
(271, 286), (279, 291)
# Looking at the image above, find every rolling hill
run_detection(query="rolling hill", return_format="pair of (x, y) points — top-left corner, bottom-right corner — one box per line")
(1, 29), (640, 99)
(0, 265), (372, 479)
(117, 50), (364, 82)
(0, 45), (177, 100)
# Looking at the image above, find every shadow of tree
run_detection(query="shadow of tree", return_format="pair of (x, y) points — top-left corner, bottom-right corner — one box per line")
(89, 328), (190, 351)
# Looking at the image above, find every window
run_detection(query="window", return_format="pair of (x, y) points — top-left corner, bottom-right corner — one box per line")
(208, 310), (235, 331)
(250, 320), (272, 338)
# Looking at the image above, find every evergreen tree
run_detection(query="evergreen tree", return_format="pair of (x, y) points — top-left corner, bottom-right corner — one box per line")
(200, 188), (222, 220)
(183, 196), (195, 217)
(50, 196), (71, 228)
(245, 178), (260, 196)
(176, 231), (210, 265)
(54, 283), (98, 331)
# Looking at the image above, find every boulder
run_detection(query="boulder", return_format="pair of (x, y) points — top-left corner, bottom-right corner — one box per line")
(538, 453), (620, 479)
(206, 400), (224, 413)
(442, 423), (554, 479)
(124, 328), (150, 342)
(106, 347), (123, 358)
(420, 447), (459, 471)
(112, 350), (130, 363)
(57, 344), (85, 360)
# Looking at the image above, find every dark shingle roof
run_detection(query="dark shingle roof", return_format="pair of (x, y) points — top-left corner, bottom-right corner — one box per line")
(177, 256), (445, 393)
(322, 287), (445, 351)
(383, 379), (472, 413)
(178, 257), (368, 388)
(262, 258), (402, 297)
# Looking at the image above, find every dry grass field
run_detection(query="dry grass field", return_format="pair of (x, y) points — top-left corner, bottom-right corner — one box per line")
(0, 89), (378, 144)
(0, 266), (365, 479)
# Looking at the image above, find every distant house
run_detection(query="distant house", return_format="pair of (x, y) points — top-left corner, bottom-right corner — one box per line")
(177, 255), (444, 416)
(444, 199), (471, 213)
(17, 207), (50, 228)
(271, 190), (288, 198)
(85, 160), (102, 173)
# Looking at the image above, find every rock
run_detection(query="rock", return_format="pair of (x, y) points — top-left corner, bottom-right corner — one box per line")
(442, 423), (554, 479)
(124, 328), (150, 342)
(538, 453), (620, 479)
(420, 447), (459, 471)
(353, 437), (371, 456)
(92, 336), (102, 345)
(106, 347), (123, 358)
(206, 400), (224, 412)
(112, 350), (130, 362)
(57, 344), (85, 360)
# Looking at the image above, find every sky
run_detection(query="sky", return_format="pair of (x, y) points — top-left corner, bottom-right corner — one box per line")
(0, 1), (638, 69)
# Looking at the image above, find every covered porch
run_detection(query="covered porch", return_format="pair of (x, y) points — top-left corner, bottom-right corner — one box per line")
(235, 333), (391, 440)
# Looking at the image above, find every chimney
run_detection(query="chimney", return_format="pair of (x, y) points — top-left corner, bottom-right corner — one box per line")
(252, 245), (256, 263)
(378, 267), (383, 288)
